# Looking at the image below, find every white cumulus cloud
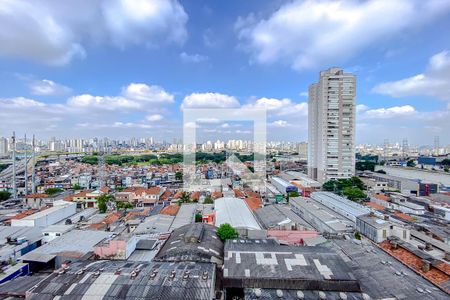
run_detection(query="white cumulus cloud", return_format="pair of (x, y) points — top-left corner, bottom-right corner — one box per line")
(244, 97), (308, 116)
(0, 0), (188, 65)
(236, 0), (450, 70)
(361, 105), (417, 119)
(68, 83), (174, 110)
(29, 79), (72, 96)
(182, 92), (240, 108)
(146, 114), (163, 121)
(373, 50), (450, 101)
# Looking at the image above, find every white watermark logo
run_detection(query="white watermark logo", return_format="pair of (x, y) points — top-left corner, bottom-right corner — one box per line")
(182, 108), (267, 192)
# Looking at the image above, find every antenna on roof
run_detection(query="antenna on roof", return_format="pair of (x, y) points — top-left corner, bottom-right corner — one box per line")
(12, 131), (17, 199)
(32, 134), (36, 194)
(24, 133), (28, 198)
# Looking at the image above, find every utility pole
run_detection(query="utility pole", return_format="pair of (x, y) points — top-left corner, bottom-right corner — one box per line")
(32, 134), (36, 194)
(24, 134), (28, 197)
(12, 132), (16, 199)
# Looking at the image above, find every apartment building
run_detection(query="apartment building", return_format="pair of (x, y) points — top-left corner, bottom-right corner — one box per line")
(308, 68), (356, 183)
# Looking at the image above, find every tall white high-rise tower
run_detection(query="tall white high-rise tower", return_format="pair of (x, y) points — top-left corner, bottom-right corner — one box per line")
(308, 68), (356, 183)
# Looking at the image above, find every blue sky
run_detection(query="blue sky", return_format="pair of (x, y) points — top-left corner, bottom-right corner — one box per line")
(1, 0), (450, 145)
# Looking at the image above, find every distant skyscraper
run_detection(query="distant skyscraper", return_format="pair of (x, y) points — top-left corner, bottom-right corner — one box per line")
(0, 137), (8, 155)
(308, 67), (356, 183)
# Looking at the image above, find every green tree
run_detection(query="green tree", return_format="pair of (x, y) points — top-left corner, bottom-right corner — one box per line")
(195, 213), (203, 223)
(343, 187), (367, 201)
(178, 192), (191, 205)
(45, 188), (63, 195)
(354, 232), (361, 240)
(203, 196), (214, 204)
(356, 161), (376, 171)
(116, 201), (133, 210)
(0, 191), (11, 201)
(81, 156), (98, 165)
(271, 158), (277, 163)
(97, 194), (113, 213)
(350, 176), (365, 190)
(444, 167), (449, 173)
(72, 183), (82, 190)
(217, 223), (238, 241)
(322, 180), (336, 192)
(175, 171), (183, 181)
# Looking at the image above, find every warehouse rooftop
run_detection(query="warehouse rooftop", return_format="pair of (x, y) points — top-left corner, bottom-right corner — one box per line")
(215, 197), (261, 230)
(223, 239), (360, 292)
(21, 230), (112, 263)
(154, 223), (224, 264)
(24, 260), (216, 300)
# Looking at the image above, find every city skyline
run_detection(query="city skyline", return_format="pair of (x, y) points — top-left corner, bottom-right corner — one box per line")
(1, 0), (450, 144)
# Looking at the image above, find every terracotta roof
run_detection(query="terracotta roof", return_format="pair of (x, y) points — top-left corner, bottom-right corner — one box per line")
(100, 186), (110, 193)
(380, 240), (450, 292)
(394, 212), (415, 222)
(211, 191), (222, 199)
(124, 208), (150, 221)
(366, 202), (385, 211)
(233, 189), (245, 198)
(7, 209), (38, 221)
(89, 212), (121, 230)
(190, 191), (200, 201)
(25, 193), (49, 199)
(160, 190), (173, 201)
(72, 190), (93, 198)
(173, 191), (183, 199)
(373, 194), (390, 201)
(147, 187), (161, 195)
(244, 197), (262, 212)
(160, 205), (180, 216)
(246, 191), (261, 199)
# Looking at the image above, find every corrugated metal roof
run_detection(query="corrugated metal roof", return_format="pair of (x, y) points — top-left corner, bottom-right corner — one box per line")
(21, 230), (112, 261)
(169, 203), (197, 230)
(26, 260), (215, 300)
(215, 197), (261, 230)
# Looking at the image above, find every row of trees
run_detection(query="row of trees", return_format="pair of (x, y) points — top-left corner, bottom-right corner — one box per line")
(322, 177), (367, 201)
(81, 151), (259, 167)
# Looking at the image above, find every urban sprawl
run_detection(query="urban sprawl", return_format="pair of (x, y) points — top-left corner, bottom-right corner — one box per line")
(0, 69), (449, 299)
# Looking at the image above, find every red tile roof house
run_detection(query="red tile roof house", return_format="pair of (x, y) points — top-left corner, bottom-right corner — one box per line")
(190, 191), (201, 202)
(119, 187), (165, 207)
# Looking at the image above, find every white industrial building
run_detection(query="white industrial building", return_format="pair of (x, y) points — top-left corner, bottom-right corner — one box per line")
(11, 201), (76, 228)
(270, 176), (293, 195)
(214, 197), (261, 231)
(42, 224), (76, 243)
(356, 214), (410, 243)
(290, 197), (354, 234)
(310, 192), (370, 223)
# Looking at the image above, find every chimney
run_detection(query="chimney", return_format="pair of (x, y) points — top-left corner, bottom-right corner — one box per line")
(422, 260), (430, 273)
